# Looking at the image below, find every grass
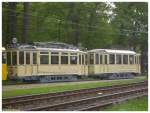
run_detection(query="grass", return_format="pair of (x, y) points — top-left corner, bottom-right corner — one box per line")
(103, 96), (148, 111)
(2, 76), (147, 98)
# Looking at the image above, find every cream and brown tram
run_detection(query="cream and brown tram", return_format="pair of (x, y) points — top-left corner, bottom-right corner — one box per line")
(87, 49), (141, 79)
(6, 42), (88, 82)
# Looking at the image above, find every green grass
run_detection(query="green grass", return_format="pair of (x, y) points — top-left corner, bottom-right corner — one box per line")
(103, 96), (148, 111)
(2, 76), (147, 98)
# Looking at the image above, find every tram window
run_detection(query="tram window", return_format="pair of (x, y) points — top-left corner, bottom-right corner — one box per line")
(129, 55), (134, 64)
(104, 55), (108, 64)
(123, 55), (128, 64)
(33, 53), (37, 64)
(85, 54), (88, 65)
(116, 55), (121, 64)
(100, 55), (103, 64)
(12, 52), (17, 65)
(51, 56), (59, 64)
(135, 56), (138, 64)
(2, 52), (6, 64)
(95, 54), (99, 64)
(40, 55), (49, 64)
(109, 54), (115, 64)
(19, 52), (24, 65)
(139, 56), (141, 64)
(26, 52), (30, 64)
(61, 56), (68, 64)
(62, 52), (68, 55)
(79, 54), (81, 64)
(51, 52), (59, 55)
(70, 56), (77, 64)
(90, 54), (94, 64)
(71, 53), (77, 55)
(82, 55), (84, 65)
(40, 52), (49, 54)
(7, 52), (11, 65)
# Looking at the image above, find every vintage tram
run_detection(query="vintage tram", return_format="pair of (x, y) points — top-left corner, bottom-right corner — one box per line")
(5, 42), (88, 82)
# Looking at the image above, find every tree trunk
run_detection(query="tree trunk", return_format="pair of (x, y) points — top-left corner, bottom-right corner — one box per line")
(6, 2), (17, 44)
(22, 2), (29, 43)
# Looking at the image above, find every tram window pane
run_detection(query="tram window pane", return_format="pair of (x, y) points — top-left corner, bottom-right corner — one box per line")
(62, 52), (68, 55)
(61, 56), (68, 64)
(7, 52), (11, 65)
(95, 54), (99, 64)
(104, 55), (108, 64)
(19, 52), (24, 65)
(82, 55), (84, 64)
(26, 52), (30, 64)
(85, 54), (88, 65)
(2, 52), (6, 64)
(70, 56), (77, 64)
(71, 53), (77, 55)
(129, 55), (134, 64)
(40, 52), (49, 55)
(51, 52), (59, 55)
(51, 56), (59, 64)
(116, 55), (121, 64)
(40, 55), (49, 64)
(109, 54), (115, 64)
(79, 55), (81, 64)
(33, 53), (37, 64)
(139, 56), (141, 64)
(100, 55), (103, 64)
(12, 52), (17, 65)
(90, 54), (94, 64)
(123, 55), (128, 64)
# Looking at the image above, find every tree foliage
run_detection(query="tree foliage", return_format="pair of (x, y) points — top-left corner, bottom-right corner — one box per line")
(2, 2), (148, 72)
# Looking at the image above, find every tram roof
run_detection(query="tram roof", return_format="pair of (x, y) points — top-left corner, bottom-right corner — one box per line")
(88, 49), (136, 54)
(2, 47), (5, 51)
(7, 46), (85, 53)
(35, 48), (85, 52)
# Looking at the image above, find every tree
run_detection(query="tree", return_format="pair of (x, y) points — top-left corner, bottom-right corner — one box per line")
(5, 2), (17, 44)
(22, 2), (29, 43)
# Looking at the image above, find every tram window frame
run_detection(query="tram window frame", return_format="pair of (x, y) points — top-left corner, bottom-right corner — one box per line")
(26, 52), (30, 64)
(85, 54), (88, 65)
(129, 55), (134, 64)
(139, 56), (141, 64)
(51, 52), (59, 64)
(100, 55), (103, 64)
(123, 55), (128, 64)
(33, 52), (37, 64)
(116, 54), (122, 64)
(7, 52), (11, 65)
(90, 53), (94, 64)
(109, 54), (115, 64)
(82, 54), (84, 65)
(12, 52), (17, 65)
(61, 52), (68, 64)
(79, 54), (81, 64)
(19, 51), (24, 65)
(40, 52), (49, 64)
(95, 53), (99, 64)
(104, 55), (108, 64)
(70, 55), (77, 64)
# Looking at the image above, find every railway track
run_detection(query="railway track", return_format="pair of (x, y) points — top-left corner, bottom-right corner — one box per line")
(3, 81), (148, 111)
